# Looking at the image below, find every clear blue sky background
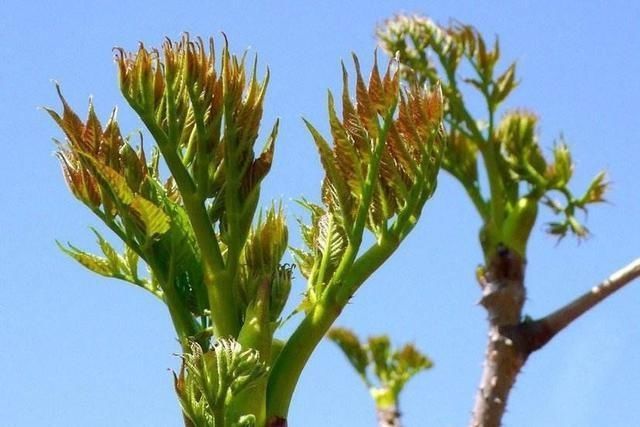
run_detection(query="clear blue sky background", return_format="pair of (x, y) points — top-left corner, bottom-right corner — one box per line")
(1, 1), (639, 426)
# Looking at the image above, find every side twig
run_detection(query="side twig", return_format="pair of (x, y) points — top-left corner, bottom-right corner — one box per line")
(523, 258), (640, 353)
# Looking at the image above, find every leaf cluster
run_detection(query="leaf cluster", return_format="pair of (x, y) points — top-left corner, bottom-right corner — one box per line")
(377, 15), (608, 252)
(50, 35), (447, 423)
(175, 339), (268, 427)
(328, 328), (432, 410)
(293, 54), (445, 311)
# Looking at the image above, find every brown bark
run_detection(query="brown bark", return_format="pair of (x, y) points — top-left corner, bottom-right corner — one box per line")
(377, 405), (402, 427)
(470, 246), (527, 427)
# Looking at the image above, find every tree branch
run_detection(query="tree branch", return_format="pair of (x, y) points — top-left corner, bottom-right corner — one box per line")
(524, 257), (640, 353)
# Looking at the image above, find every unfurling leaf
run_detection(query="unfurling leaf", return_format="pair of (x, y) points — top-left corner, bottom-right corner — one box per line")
(493, 63), (518, 105)
(292, 199), (348, 297)
(547, 142), (573, 188)
(244, 206), (288, 278)
(496, 111), (547, 178)
(442, 130), (479, 185)
(269, 264), (293, 323)
(175, 339), (268, 425)
(579, 171), (609, 205)
(240, 206), (288, 310)
(304, 119), (354, 222)
(57, 242), (113, 277)
(393, 344), (433, 381)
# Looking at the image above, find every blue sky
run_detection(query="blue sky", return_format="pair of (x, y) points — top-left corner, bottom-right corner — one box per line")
(1, 1), (639, 426)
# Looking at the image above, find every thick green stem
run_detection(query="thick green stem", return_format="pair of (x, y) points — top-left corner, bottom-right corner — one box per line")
(266, 304), (338, 419)
(266, 94), (402, 422)
(481, 136), (505, 229)
(139, 114), (240, 337)
(182, 193), (241, 338)
(266, 237), (400, 420)
(335, 237), (399, 305)
(233, 282), (272, 425)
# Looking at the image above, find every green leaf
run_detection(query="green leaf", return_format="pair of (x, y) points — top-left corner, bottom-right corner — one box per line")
(80, 153), (134, 204)
(493, 63), (517, 104)
(57, 241), (114, 277)
(328, 92), (363, 194)
(303, 119), (353, 221)
(392, 343), (433, 384)
(328, 328), (369, 378)
(316, 213), (347, 278)
(124, 244), (140, 281)
(91, 228), (121, 271)
(368, 335), (392, 382)
(130, 195), (171, 237)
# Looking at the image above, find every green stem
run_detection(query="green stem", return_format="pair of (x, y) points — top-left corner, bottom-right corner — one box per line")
(182, 193), (240, 338)
(266, 304), (337, 419)
(163, 281), (198, 352)
(480, 104), (506, 240)
(523, 162), (548, 191)
(335, 237), (399, 305)
(431, 36), (504, 232)
(233, 283), (271, 426)
(220, 122), (246, 334)
(134, 109), (239, 337)
(440, 66), (484, 144)
(266, 236), (401, 419)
